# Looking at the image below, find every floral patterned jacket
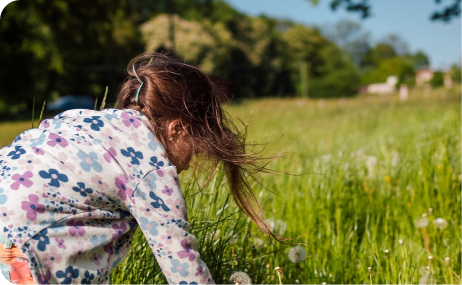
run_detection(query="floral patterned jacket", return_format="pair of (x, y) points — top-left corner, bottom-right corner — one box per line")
(0, 109), (214, 284)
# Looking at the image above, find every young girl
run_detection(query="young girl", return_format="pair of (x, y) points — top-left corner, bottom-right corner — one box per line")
(0, 53), (272, 284)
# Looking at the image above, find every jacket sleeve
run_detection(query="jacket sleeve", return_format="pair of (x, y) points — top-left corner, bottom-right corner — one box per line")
(128, 166), (215, 284)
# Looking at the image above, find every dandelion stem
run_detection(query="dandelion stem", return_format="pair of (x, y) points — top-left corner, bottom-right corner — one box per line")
(420, 228), (431, 254)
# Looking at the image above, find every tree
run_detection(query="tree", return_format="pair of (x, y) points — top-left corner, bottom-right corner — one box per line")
(281, 24), (360, 97)
(322, 19), (371, 68)
(411, 51), (431, 69)
(430, 71), (445, 87)
(306, 0), (461, 22)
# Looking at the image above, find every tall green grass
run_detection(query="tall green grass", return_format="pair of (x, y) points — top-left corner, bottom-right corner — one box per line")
(0, 87), (459, 284)
(110, 86), (461, 284)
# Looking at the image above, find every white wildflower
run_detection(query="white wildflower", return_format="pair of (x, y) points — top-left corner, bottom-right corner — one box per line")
(445, 257), (450, 266)
(433, 218), (448, 229)
(288, 246), (307, 264)
(415, 215), (429, 228)
(230, 271), (252, 285)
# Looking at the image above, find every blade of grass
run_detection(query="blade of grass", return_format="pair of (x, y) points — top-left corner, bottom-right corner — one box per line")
(100, 86), (108, 110)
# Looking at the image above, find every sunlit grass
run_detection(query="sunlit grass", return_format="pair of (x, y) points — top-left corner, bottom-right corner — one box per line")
(0, 86), (460, 284)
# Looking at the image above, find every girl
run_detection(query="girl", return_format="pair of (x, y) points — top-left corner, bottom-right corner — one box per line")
(0, 53), (273, 284)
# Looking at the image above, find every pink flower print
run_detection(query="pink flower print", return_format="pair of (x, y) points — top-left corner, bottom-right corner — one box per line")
(166, 198), (186, 219)
(156, 169), (164, 177)
(55, 238), (66, 249)
(162, 185), (174, 196)
(57, 152), (75, 171)
(101, 128), (120, 148)
(40, 119), (50, 128)
(0, 207), (15, 223)
(112, 223), (127, 239)
(195, 266), (204, 276)
(37, 270), (52, 284)
(47, 133), (68, 148)
(103, 243), (114, 255)
(139, 203), (153, 217)
(160, 230), (175, 245)
(177, 239), (195, 261)
(21, 194), (45, 221)
(91, 175), (108, 190)
(66, 220), (86, 236)
(131, 133), (148, 147)
(18, 154), (39, 171)
(115, 174), (134, 201)
(103, 147), (117, 163)
(32, 147), (44, 155)
(42, 246), (63, 264)
(71, 241), (85, 263)
(90, 252), (102, 266)
(121, 112), (141, 128)
(11, 171), (33, 190)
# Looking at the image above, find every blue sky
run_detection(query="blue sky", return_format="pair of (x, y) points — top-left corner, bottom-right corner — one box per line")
(225, 0), (461, 70)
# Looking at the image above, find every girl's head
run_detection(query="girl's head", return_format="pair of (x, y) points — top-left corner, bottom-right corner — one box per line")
(117, 52), (274, 237)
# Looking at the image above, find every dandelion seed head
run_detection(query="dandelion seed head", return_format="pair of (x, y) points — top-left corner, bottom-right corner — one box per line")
(445, 257), (450, 266)
(322, 282), (326, 285)
(433, 218), (448, 229)
(384, 249), (389, 257)
(415, 216), (429, 228)
(428, 208), (433, 215)
(398, 239), (403, 245)
(288, 246), (307, 264)
(428, 255), (433, 260)
(230, 271), (252, 285)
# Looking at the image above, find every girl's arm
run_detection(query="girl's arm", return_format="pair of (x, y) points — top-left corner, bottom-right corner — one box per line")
(128, 166), (214, 285)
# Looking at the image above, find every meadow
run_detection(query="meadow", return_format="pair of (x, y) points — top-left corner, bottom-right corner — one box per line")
(0, 86), (460, 284)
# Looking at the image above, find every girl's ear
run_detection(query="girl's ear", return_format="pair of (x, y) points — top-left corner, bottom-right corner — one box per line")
(167, 119), (189, 139)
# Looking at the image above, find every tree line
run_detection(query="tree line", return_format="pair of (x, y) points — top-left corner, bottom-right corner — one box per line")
(0, 0), (460, 119)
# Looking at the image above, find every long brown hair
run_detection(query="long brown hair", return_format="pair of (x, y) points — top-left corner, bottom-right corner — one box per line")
(117, 52), (274, 238)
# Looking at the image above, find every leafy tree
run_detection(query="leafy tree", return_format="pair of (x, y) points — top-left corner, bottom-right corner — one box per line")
(430, 71), (445, 87)
(306, 0), (461, 22)
(411, 51), (431, 69)
(281, 24), (360, 97)
(322, 19), (371, 68)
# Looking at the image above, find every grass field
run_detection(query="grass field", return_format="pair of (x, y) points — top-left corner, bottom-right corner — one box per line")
(1, 86), (460, 284)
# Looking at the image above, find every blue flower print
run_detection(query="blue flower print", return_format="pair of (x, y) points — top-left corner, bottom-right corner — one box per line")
(149, 191), (170, 212)
(81, 270), (95, 284)
(0, 188), (6, 204)
(139, 217), (159, 236)
(149, 156), (165, 169)
(56, 266), (79, 284)
(30, 133), (46, 147)
(77, 150), (103, 173)
(72, 182), (93, 197)
(148, 132), (164, 152)
(83, 116), (104, 131)
(145, 172), (158, 189)
(90, 234), (108, 247)
(121, 147), (143, 165)
(179, 282), (198, 285)
(170, 259), (190, 277)
(39, 168), (69, 187)
(7, 146), (26, 160)
(32, 229), (50, 251)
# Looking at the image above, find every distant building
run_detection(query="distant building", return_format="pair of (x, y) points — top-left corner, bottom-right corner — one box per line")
(415, 68), (433, 87)
(366, 76), (397, 95)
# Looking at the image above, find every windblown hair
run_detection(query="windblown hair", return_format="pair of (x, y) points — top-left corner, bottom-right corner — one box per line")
(117, 52), (274, 238)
